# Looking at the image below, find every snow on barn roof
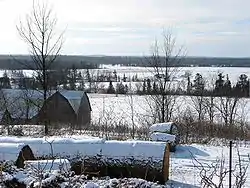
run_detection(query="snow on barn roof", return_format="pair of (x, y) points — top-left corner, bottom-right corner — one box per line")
(59, 90), (91, 113)
(0, 89), (90, 120)
(149, 122), (175, 133)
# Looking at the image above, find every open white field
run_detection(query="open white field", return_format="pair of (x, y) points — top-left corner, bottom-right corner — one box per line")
(2, 66), (250, 82)
(93, 66), (250, 85)
(88, 93), (250, 127)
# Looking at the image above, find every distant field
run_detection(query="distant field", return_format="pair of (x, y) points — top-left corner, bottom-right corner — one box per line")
(2, 65), (250, 83)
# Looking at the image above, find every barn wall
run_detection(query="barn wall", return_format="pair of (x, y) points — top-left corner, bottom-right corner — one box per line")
(76, 93), (91, 128)
(37, 92), (77, 128)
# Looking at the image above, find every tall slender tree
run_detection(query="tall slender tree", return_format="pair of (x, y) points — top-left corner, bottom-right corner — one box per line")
(16, 0), (64, 135)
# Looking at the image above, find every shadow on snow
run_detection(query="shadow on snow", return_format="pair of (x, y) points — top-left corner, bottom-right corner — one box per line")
(166, 180), (200, 188)
(171, 145), (210, 159)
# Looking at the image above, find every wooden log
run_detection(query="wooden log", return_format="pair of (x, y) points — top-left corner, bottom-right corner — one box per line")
(0, 137), (170, 184)
(15, 145), (35, 168)
(68, 140), (170, 184)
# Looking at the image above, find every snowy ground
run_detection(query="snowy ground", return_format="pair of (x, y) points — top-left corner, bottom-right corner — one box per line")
(88, 93), (250, 128)
(170, 143), (250, 187)
(0, 135), (250, 187)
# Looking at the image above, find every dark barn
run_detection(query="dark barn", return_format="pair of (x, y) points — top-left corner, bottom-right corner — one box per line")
(37, 91), (91, 129)
(0, 89), (91, 129)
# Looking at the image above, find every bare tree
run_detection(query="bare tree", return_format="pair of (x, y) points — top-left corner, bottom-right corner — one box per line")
(16, 0), (64, 135)
(190, 95), (206, 123)
(191, 146), (250, 188)
(126, 82), (136, 139)
(215, 96), (240, 127)
(234, 148), (249, 188)
(203, 75), (217, 125)
(146, 29), (185, 123)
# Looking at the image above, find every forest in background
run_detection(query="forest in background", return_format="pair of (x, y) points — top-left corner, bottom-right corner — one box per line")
(1, 55), (250, 69)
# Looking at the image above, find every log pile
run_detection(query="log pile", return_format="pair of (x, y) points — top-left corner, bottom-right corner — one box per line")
(0, 138), (170, 184)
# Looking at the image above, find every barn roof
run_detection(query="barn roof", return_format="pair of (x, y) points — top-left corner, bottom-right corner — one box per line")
(52, 90), (91, 113)
(0, 89), (41, 119)
(0, 89), (91, 121)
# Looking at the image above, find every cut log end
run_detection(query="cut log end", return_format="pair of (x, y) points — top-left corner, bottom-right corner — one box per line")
(15, 145), (35, 168)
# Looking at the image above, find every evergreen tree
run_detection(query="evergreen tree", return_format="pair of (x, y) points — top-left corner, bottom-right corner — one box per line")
(142, 79), (146, 94)
(107, 81), (115, 94)
(0, 71), (11, 89)
(235, 74), (249, 97)
(224, 74), (232, 95)
(152, 81), (159, 94)
(193, 73), (205, 95)
(124, 84), (128, 94)
(116, 82), (127, 94)
(68, 64), (77, 90)
(187, 75), (192, 94)
(215, 73), (225, 95)
(113, 70), (118, 82)
(146, 78), (152, 94)
(134, 74), (138, 81)
(122, 73), (127, 82)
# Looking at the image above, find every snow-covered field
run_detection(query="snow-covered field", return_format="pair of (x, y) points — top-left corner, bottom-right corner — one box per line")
(82, 66), (250, 127)
(90, 66), (250, 85)
(88, 93), (250, 128)
(0, 136), (249, 187)
(3, 66), (250, 126)
(3, 66), (250, 83)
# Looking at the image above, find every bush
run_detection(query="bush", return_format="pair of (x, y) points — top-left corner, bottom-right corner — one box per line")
(10, 127), (24, 136)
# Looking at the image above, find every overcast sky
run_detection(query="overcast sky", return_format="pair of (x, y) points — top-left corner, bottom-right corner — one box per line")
(0, 0), (250, 57)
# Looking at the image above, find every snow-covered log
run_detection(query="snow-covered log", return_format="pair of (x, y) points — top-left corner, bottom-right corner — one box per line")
(0, 136), (170, 184)
(24, 159), (70, 171)
(68, 140), (170, 184)
(149, 122), (175, 133)
(0, 143), (25, 161)
(150, 132), (176, 142)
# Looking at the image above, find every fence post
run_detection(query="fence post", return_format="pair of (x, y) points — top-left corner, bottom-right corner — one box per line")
(229, 140), (232, 188)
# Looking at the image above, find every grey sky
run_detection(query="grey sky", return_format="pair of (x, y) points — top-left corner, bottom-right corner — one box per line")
(0, 0), (250, 57)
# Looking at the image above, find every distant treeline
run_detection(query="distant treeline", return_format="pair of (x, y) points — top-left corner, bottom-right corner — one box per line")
(1, 55), (250, 69)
